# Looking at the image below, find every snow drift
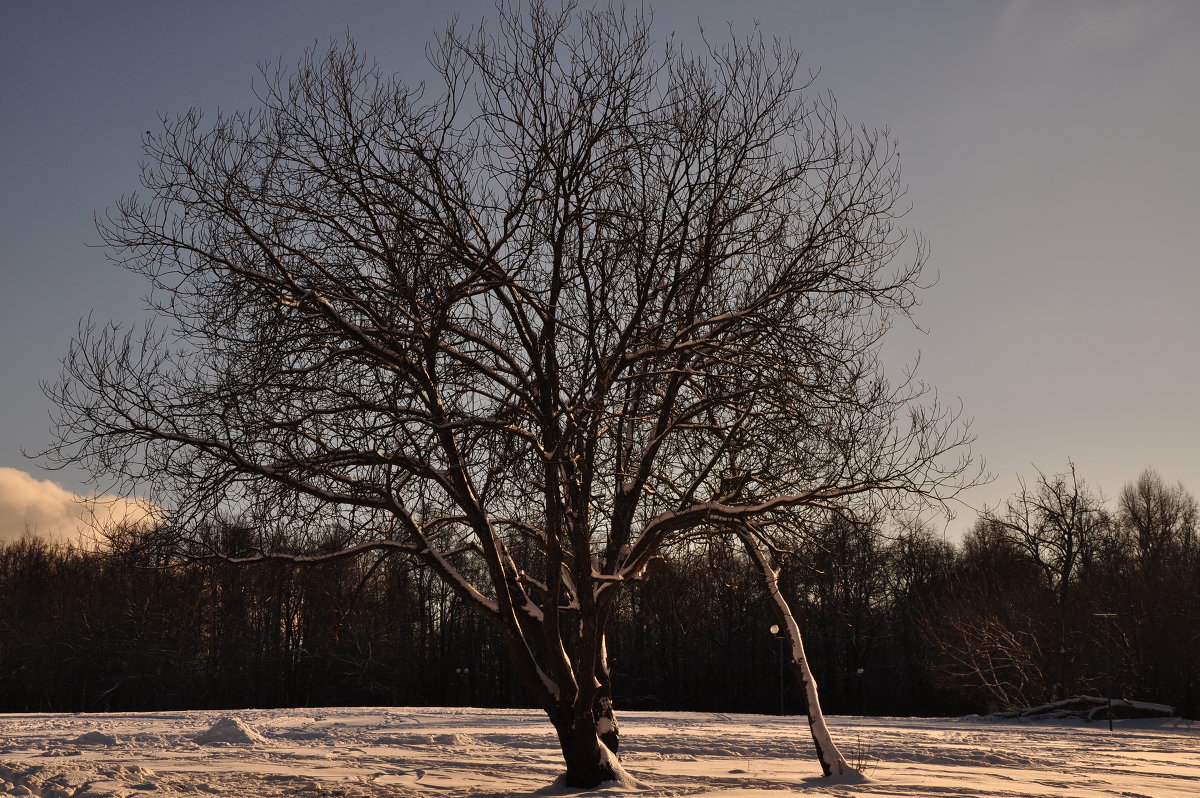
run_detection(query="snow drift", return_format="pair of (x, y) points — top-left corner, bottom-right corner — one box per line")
(0, 706), (1196, 797)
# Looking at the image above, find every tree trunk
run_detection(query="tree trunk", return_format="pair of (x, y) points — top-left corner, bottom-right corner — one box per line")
(553, 709), (620, 788)
(737, 526), (857, 778)
(594, 631), (620, 754)
(789, 646), (854, 777)
(594, 693), (620, 754)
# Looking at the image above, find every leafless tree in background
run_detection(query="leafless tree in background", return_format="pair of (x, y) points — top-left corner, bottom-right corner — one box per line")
(1119, 468), (1197, 567)
(1114, 469), (1198, 703)
(43, 2), (973, 786)
(985, 462), (1106, 697)
(925, 518), (1051, 710)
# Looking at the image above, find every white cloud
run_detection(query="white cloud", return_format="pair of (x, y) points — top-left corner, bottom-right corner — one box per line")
(0, 467), (157, 546)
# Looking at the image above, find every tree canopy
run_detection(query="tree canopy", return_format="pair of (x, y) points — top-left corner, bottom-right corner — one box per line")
(44, 2), (973, 785)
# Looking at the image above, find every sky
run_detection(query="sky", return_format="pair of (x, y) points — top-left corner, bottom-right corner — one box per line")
(1, 0), (1197, 543)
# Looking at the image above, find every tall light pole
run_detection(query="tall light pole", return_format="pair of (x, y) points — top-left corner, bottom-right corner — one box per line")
(455, 666), (470, 706)
(1094, 613), (1117, 731)
(769, 624), (786, 716)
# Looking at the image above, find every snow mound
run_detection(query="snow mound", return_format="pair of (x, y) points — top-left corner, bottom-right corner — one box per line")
(72, 731), (117, 746)
(194, 716), (267, 745)
(0, 761), (93, 798)
(433, 733), (476, 746)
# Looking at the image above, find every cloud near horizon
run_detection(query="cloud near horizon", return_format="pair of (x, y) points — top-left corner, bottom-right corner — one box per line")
(0, 467), (157, 545)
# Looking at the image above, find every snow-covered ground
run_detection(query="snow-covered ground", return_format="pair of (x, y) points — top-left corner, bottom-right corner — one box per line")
(1, 706), (1196, 797)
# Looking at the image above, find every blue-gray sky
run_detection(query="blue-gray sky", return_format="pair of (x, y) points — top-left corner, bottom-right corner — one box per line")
(2, 0), (1197, 541)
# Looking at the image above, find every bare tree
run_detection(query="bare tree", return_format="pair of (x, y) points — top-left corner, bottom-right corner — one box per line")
(985, 463), (1106, 697)
(1114, 469), (1198, 705)
(926, 518), (1052, 710)
(1118, 468), (1197, 567)
(43, 2), (972, 786)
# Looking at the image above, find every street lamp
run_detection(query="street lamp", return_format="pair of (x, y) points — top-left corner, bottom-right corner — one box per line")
(1094, 613), (1117, 731)
(769, 624), (786, 716)
(455, 666), (470, 706)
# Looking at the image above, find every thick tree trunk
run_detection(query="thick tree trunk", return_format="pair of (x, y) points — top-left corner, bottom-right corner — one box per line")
(553, 710), (621, 788)
(594, 631), (620, 754)
(594, 694), (620, 755)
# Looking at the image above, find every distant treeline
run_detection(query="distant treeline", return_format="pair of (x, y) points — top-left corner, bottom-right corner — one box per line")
(1, 467), (1195, 719)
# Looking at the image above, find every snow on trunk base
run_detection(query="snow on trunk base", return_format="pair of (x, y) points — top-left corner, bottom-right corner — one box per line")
(542, 737), (648, 793)
(194, 716), (267, 745)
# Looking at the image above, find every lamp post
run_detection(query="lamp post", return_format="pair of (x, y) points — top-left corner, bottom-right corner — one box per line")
(769, 624), (786, 716)
(1094, 613), (1117, 731)
(455, 666), (470, 706)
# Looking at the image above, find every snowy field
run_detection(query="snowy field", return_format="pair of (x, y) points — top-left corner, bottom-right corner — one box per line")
(1, 707), (1197, 797)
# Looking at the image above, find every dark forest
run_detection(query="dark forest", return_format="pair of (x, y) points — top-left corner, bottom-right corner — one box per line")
(3, 467), (1194, 721)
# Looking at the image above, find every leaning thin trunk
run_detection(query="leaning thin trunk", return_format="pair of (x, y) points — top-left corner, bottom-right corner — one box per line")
(787, 628), (854, 777)
(738, 526), (857, 777)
